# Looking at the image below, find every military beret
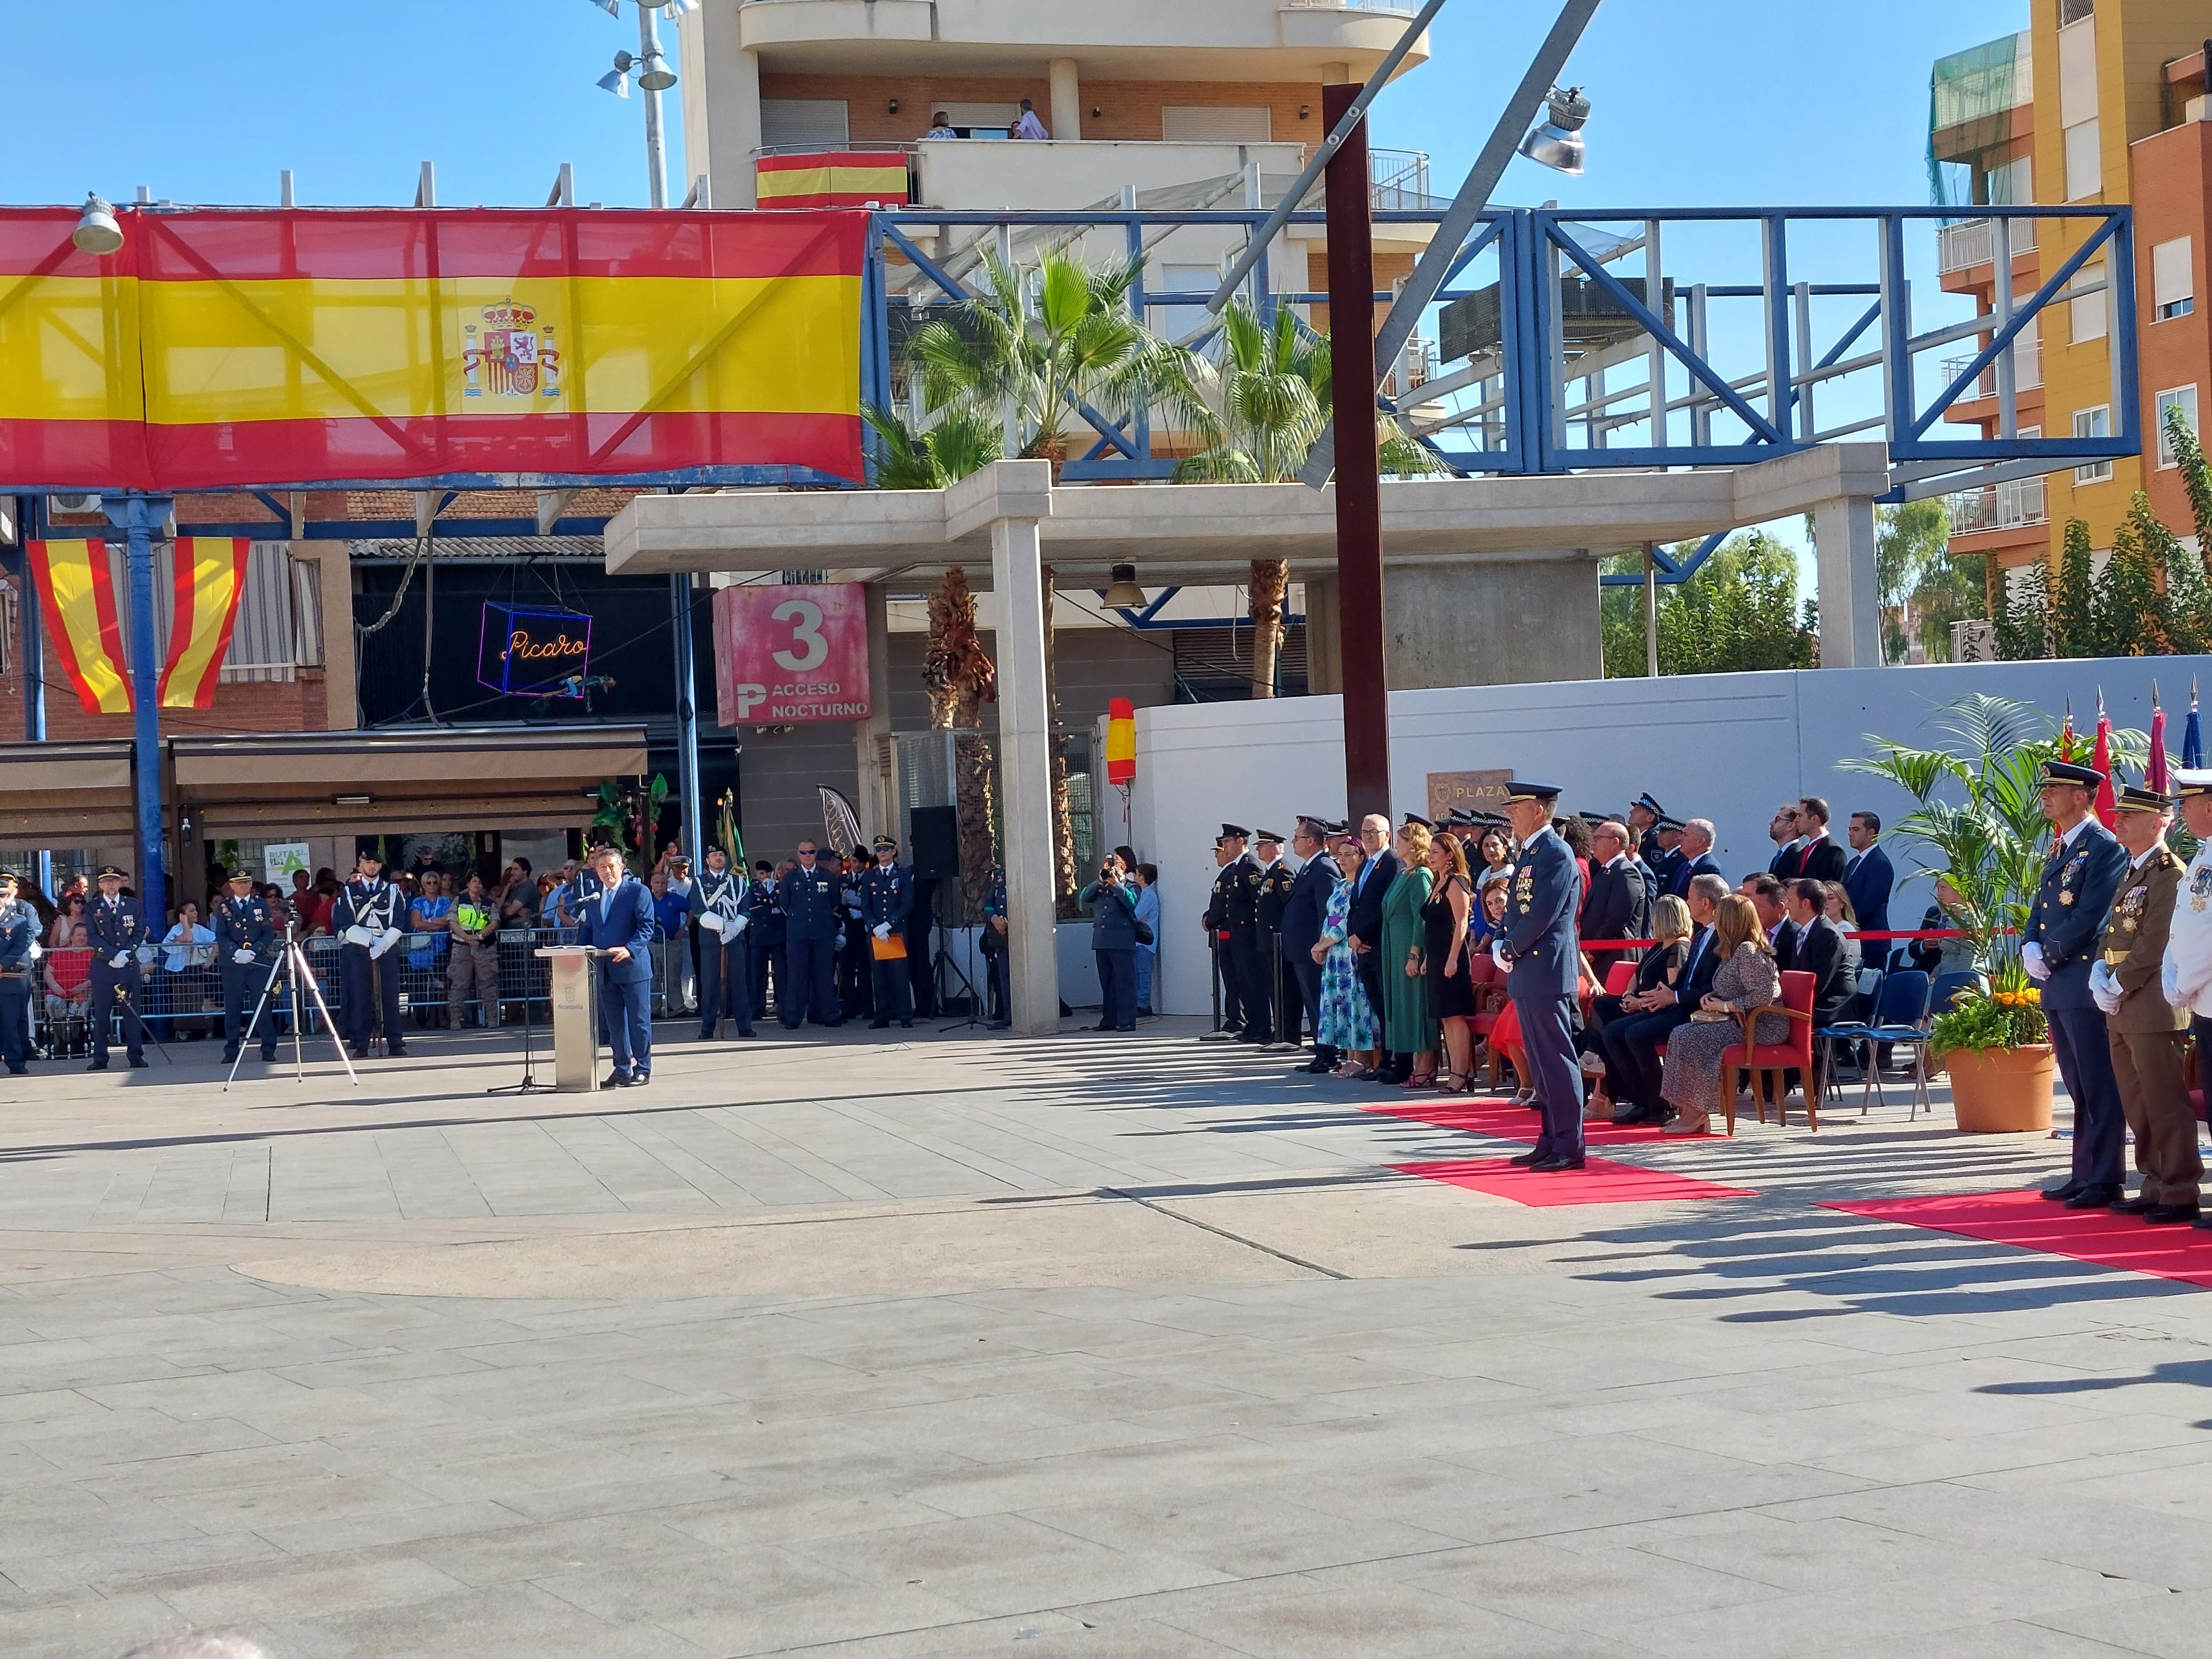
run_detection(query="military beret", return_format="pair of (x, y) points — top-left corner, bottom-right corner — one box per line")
(2039, 759), (2105, 790)
(2114, 783), (2173, 814)
(1503, 779), (1563, 806)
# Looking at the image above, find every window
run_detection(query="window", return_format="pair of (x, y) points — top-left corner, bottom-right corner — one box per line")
(758, 99), (850, 152)
(2070, 259), (2108, 342)
(2154, 237), (2195, 321)
(2064, 120), (2102, 200)
(2157, 386), (2200, 467)
(1161, 106), (1273, 144)
(2058, 0), (2092, 22)
(2074, 405), (2112, 483)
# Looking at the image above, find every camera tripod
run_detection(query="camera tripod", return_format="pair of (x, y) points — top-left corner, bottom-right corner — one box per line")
(222, 925), (359, 1090)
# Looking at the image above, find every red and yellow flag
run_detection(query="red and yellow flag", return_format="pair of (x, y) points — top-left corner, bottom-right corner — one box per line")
(25, 538), (132, 715)
(757, 153), (910, 210)
(1105, 697), (1137, 786)
(160, 537), (251, 709)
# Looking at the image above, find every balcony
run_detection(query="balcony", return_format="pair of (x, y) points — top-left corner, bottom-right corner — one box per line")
(913, 138), (1309, 213)
(1937, 332), (2042, 399)
(1948, 475), (2048, 536)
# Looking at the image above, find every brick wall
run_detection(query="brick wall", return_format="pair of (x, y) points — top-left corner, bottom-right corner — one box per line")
(762, 72), (1326, 149)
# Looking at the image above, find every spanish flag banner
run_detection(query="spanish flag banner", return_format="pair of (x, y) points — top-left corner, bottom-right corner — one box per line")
(160, 537), (252, 709)
(757, 153), (911, 210)
(25, 539), (132, 715)
(0, 206), (866, 490)
(1105, 697), (1137, 786)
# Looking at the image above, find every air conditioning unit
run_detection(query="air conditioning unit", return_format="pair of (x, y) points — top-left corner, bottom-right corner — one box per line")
(48, 493), (103, 517)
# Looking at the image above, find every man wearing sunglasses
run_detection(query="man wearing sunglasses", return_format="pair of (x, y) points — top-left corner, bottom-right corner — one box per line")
(777, 841), (846, 1029)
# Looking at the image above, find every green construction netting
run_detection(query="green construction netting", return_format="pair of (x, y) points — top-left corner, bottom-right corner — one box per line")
(1929, 31), (2029, 208)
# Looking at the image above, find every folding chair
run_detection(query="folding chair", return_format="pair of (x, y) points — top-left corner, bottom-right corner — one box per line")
(1822, 969), (1935, 1119)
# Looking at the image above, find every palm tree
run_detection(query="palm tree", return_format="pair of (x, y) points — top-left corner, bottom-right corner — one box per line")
(1170, 299), (1443, 697)
(862, 402), (1002, 490)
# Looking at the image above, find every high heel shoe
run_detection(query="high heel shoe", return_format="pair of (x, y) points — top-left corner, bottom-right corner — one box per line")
(1403, 1071), (1437, 1089)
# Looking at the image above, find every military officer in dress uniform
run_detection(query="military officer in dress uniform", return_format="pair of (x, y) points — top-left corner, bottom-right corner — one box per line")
(778, 840), (845, 1028)
(332, 849), (409, 1061)
(2025, 759), (2132, 1207)
(858, 835), (916, 1029)
(85, 863), (149, 1070)
(1647, 816), (1687, 898)
(1493, 781), (1588, 1172)
(1226, 829), (1273, 1046)
(1200, 827), (1249, 1040)
(1628, 793), (1667, 867)
(212, 866), (279, 1064)
(2166, 771), (2212, 1229)
(1252, 830), (1297, 1047)
(2090, 784), (2197, 1223)
(0, 871), (36, 1075)
(690, 846), (755, 1041)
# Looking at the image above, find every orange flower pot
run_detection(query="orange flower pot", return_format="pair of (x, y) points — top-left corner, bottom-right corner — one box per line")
(1939, 1044), (2056, 1134)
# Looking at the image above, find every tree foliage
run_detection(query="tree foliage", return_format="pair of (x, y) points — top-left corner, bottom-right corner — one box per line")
(1600, 531), (1820, 678)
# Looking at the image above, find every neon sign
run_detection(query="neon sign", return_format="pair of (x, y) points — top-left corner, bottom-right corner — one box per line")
(477, 602), (594, 697)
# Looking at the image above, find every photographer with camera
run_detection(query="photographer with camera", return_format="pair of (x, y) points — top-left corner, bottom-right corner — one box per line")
(1079, 852), (1145, 1034)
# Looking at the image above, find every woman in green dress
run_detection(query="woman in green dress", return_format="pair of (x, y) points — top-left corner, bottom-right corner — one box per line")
(1378, 820), (1438, 1086)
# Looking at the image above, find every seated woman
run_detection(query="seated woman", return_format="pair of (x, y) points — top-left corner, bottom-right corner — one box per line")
(1659, 893), (1784, 1136)
(1314, 840), (1381, 1078)
(1581, 893), (1693, 1120)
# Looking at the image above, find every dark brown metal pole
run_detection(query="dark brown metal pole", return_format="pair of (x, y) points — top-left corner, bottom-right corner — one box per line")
(1324, 81), (1390, 824)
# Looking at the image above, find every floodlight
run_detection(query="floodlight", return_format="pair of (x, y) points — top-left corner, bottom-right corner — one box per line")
(72, 193), (122, 256)
(1517, 86), (1590, 176)
(598, 50), (633, 95)
(638, 54), (677, 92)
(589, 0), (619, 14)
(1101, 564), (1147, 609)
(659, 0), (699, 13)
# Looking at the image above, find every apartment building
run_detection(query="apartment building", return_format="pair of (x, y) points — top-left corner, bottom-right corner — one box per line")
(1934, 0), (2212, 582)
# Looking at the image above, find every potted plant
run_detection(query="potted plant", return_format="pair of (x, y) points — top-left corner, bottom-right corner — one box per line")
(1842, 694), (2145, 1133)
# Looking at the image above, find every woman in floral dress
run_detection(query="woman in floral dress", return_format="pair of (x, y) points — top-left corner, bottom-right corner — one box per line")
(1314, 839), (1380, 1075)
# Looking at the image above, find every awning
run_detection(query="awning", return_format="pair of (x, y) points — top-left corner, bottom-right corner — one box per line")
(0, 740), (137, 842)
(170, 724), (649, 837)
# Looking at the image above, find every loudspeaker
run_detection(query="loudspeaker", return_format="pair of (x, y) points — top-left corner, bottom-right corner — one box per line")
(910, 806), (960, 879)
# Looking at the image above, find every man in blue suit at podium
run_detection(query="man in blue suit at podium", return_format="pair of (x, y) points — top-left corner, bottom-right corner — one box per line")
(582, 844), (658, 1087)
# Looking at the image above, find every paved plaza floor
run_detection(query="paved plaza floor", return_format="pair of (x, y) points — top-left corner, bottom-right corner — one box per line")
(4, 1017), (2212, 1657)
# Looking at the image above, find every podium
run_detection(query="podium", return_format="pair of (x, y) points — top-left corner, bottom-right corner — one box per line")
(534, 946), (602, 1092)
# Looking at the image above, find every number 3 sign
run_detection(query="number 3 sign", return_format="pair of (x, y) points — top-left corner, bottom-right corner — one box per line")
(713, 581), (874, 726)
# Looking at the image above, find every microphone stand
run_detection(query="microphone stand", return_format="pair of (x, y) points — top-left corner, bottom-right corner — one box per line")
(487, 929), (553, 1096)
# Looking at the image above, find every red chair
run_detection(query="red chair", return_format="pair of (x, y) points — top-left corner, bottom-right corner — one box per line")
(1602, 961), (1636, 996)
(1722, 969), (1817, 1135)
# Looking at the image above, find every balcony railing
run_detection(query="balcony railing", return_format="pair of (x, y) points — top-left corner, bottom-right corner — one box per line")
(1938, 218), (1994, 274)
(1938, 331), (2040, 397)
(1948, 474), (2047, 536)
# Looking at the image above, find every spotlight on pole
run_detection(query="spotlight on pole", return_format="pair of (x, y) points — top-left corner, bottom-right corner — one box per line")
(72, 192), (123, 255)
(638, 53), (678, 93)
(598, 50), (634, 95)
(1517, 86), (1591, 176)
(589, 0), (620, 15)
(1101, 564), (1147, 609)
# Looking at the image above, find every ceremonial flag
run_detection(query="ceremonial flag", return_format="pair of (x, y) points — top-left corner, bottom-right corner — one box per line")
(1105, 697), (1137, 786)
(2059, 701), (2076, 760)
(756, 153), (910, 210)
(25, 538), (131, 715)
(2189, 679), (2205, 770)
(2091, 693), (2116, 828)
(2150, 684), (2169, 795)
(159, 537), (251, 708)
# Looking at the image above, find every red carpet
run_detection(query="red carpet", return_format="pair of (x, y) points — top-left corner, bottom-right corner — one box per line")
(1390, 1157), (1753, 1207)
(1823, 1192), (2212, 1289)
(1366, 1096), (1671, 1147)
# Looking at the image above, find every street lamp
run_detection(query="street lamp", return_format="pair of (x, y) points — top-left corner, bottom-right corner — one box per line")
(1517, 86), (1592, 175)
(72, 193), (122, 255)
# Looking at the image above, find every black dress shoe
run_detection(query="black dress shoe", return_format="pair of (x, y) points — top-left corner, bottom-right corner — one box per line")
(2147, 1204), (2202, 1225)
(129, 1056), (150, 1069)
(386, 1046), (409, 1059)
(2110, 1194), (2159, 1215)
(2066, 1183), (2123, 1209)
(2040, 1181), (2085, 1203)
(1529, 1155), (1588, 1172)
(602, 1070), (634, 1088)
(874, 1019), (893, 1030)
(1507, 1149), (1542, 1167)
(901, 1020), (913, 1029)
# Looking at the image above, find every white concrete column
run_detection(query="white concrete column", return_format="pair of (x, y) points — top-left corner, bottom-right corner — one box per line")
(990, 510), (1060, 1035)
(1049, 59), (1082, 142)
(678, 3), (762, 209)
(1813, 494), (1881, 668)
(854, 581), (893, 842)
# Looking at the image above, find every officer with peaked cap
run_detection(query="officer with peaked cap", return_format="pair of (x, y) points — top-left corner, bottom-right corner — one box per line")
(2025, 758), (2132, 1207)
(858, 834), (915, 1029)
(2092, 783), (2196, 1223)
(1201, 825), (1250, 1040)
(1227, 826), (1274, 1044)
(332, 848), (408, 1060)
(212, 866), (279, 1064)
(2167, 770), (2212, 1228)
(1492, 780), (1587, 1172)
(1252, 830), (1297, 1045)
(0, 870), (34, 1074)
(1628, 793), (1667, 864)
(85, 864), (149, 1070)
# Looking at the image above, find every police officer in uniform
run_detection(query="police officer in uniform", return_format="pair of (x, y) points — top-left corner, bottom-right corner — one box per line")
(778, 840), (845, 1028)
(1647, 816), (1687, 897)
(981, 864), (1011, 1028)
(1226, 828), (1272, 1046)
(2025, 759), (2131, 1207)
(691, 845), (755, 1041)
(332, 849), (409, 1061)
(212, 866), (279, 1064)
(1628, 793), (1667, 866)
(86, 864), (149, 1070)
(2091, 783), (2196, 1223)
(1252, 831), (1298, 1047)
(859, 835), (916, 1029)
(0, 871), (35, 1075)
(747, 861), (782, 1022)
(1200, 830), (1249, 1040)
(1493, 780), (1587, 1172)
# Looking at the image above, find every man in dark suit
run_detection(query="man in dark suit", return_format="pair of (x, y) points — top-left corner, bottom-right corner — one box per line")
(1667, 819), (1725, 899)
(1602, 873), (1729, 1125)
(1746, 874), (1795, 963)
(2027, 760), (2133, 1208)
(1844, 811), (1894, 939)
(1781, 878), (1855, 1028)
(1794, 798), (1848, 883)
(1582, 820), (1648, 982)
(580, 845), (658, 1086)
(1493, 781), (1587, 1171)
(1345, 812), (1400, 1075)
(1765, 805), (1803, 877)
(1281, 818), (1341, 1074)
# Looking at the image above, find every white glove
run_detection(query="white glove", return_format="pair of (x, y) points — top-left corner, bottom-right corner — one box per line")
(343, 925), (376, 947)
(1491, 939), (1511, 973)
(730, 915), (748, 936)
(2022, 942), (2049, 981)
(232, 947), (255, 964)
(27, 940), (41, 962)
(369, 927), (403, 959)
(2163, 957), (2184, 1006)
(698, 913), (724, 936)
(873, 923), (891, 940)
(2090, 961), (2122, 1016)
(108, 951), (128, 969)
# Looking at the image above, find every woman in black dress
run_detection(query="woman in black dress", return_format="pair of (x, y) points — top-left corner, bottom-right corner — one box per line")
(1422, 832), (1478, 1091)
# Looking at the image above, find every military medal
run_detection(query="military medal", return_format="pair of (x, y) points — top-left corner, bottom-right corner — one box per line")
(2059, 890), (2074, 905)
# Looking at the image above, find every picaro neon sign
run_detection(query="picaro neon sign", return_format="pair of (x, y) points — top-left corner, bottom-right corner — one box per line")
(478, 602), (594, 698)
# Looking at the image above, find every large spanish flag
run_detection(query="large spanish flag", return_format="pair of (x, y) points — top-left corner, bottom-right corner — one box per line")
(0, 207), (866, 489)
(25, 539), (132, 715)
(160, 537), (252, 709)
(757, 153), (910, 210)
